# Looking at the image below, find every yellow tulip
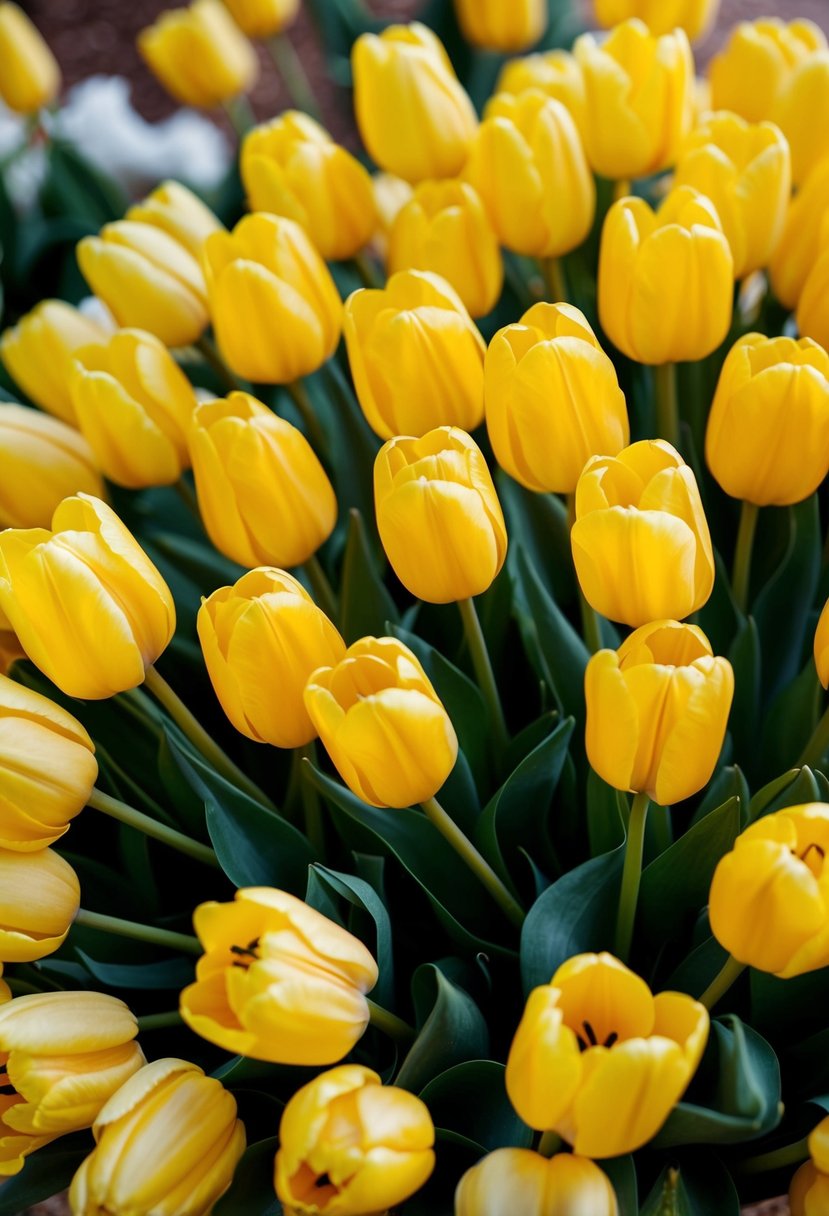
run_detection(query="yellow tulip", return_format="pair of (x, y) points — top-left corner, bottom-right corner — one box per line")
(371, 172), (414, 262)
(0, 300), (108, 426)
(188, 392), (337, 569)
(495, 50), (586, 139)
(374, 426), (507, 604)
(180, 887), (378, 1063)
(304, 636), (458, 809)
(198, 567), (346, 748)
(138, 0), (258, 108)
(770, 154), (829, 309)
(815, 597), (829, 690)
(455, 1149), (618, 1216)
(241, 112), (377, 262)
(774, 50), (829, 186)
(0, 404), (103, 528)
(453, 0), (546, 53)
(485, 302), (629, 494)
(709, 18), (826, 124)
(275, 1065), (435, 1215)
(465, 91), (594, 261)
(0, 2), (59, 114)
(706, 333), (829, 507)
(791, 1162), (829, 1216)
(222, 0), (298, 39)
(594, 0), (718, 42)
(571, 439), (715, 626)
(126, 179), (224, 262)
(0, 847), (79, 962)
(203, 212), (342, 383)
(505, 952), (709, 1157)
(0, 494), (176, 700)
(69, 1058), (246, 1216)
(344, 269), (485, 440)
(573, 20), (693, 180)
(598, 187), (734, 364)
(585, 620), (734, 806)
(709, 803), (829, 977)
(352, 22), (477, 184)
(388, 180), (503, 319)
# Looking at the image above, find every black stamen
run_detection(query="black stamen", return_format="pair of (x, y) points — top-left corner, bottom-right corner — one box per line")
(802, 843), (826, 863)
(604, 1032), (619, 1048)
(315, 1173), (332, 1189)
(582, 1020), (599, 1047)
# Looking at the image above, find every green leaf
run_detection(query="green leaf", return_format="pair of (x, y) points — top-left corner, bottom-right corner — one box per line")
(213, 1137), (281, 1216)
(601, 1157), (638, 1216)
(305, 864), (395, 1008)
(498, 474), (575, 603)
(75, 950), (194, 990)
(587, 769), (627, 854)
(0, 1137), (91, 1216)
(762, 661), (823, 780)
(340, 509), (400, 643)
(640, 1158), (739, 1215)
(748, 766), (821, 823)
(40, 139), (127, 225)
(727, 616), (761, 769)
(396, 964), (489, 1093)
(419, 1060), (532, 1153)
(691, 767), (750, 827)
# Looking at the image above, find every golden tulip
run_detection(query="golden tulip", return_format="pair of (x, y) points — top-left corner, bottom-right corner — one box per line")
(180, 887), (378, 1064)
(0, 404), (103, 528)
(203, 212), (342, 383)
(198, 567), (346, 748)
(496, 50), (586, 139)
(371, 172), (414, 261)
(138, 0), (258, 109)
(222, 0), (298, 39)
(344, 269), (485, 440)
(352, 22), (477, 184)
(774, 50), (829, 186)
(0, 2), (59, 114)
(0, 846), (79, 962)
(815, 597), (829, 690)
(189, 392), (337, 569)
(797, 224), (829, 351)
(594, 0), (718, 42)
(455, 1149), (618, 1216)
(571, 439), (715, 626)
(275, 1065), (435, 1215)
(453, 0), (546, 53)
(374, 426), (507, 604)
(505, 952), (709, 1157)
(585, 620), (734, 806)
(598, 187), (734, 364)
(709, 18), (826, 124)
(69, 1058), (246, 1216)
(304, 636), (458, 809)
(485, 302), (629, 494)
(791, 1119), (829, 1216)
(706, 333), (829, 507)
(0, 301), (108, 426)
(770, 154), (829, 309)
(126, 180), (224, 262)
(0, 494), (176, 700)
(241, 112), (377, 262)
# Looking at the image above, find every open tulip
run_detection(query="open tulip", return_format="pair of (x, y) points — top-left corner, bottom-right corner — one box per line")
(791, 1118), (829, 1216)
(0, 847), (79, 962)
(275, 1065), (435, 1215)
(711, 18), (826, 121)
(0, 494), (176, 700)
(222, 0), (298, 38)
(506, 952), (709, 1157)
(594, 0), (718, 41)
(0, 301), (108, 426)
(773, 50), (829, 185)
(126, 180), (223, 262)
(496, 50), (586, 138)
(453, 0), (546, 53)
(455, 1149), (618, 1216)
(180, 887), (378, 1063)
(770, 155), (829, 309)
(138, 0), (258, 108)
(0, 2), (59, 114)
(0, 404), (103, 528)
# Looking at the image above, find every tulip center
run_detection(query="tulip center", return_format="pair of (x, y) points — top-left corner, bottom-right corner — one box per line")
(794, 842), (826, 877)
(577, 1020), (619, 1052)
(289, 1161), (341, 1208)
(229, 937), (261, 970)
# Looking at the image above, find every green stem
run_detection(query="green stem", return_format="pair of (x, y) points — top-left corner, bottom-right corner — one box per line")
(699, 954), (747, 1011)
(541, 256), (567, 303)
(578, 587), (603, 654)
(538, 1130), (563, 1158)
(352, 252), (383, 289)
(74, 909), (201, 956)
(222, 92), (257, 138)
(738, 1137), (810, 1175)
(267, 33), (321, 120)
(286, 379), (328, 455)
(614, 178), (632, 201)
(367, 998), (415, 1043)
(137, 1011), (185, 1032)
(799, 701), (829, 770)
(421, 795), (524, 927)
(732, 500), (759, 616)
(195, 334), (245, 394)
(654, 362), (680, 450)
(458, 598), (509, 756)
(89, 788), (218, 868)
(303, 553), (339, 622)
(299, 742), (325, 855)
(615, 791), (650, 962)
(174, 476), (201, 523)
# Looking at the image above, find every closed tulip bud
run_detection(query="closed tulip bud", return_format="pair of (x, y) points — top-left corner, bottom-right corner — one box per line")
(0, 3), (59, 114)
(0, 847), (79, 962)
(791, 1162), (829, 1216)
(126, 180), (224, 262)
(774, 51), (829, 186)
(709, 19), (826, 124)
(455, 1149), (618, 1216)
(496, 49), (586, 137)
(485, 302), (629, 494)
(180, 888), (378, 1063)
(797, 221), (829, 351)
(574, 20), (694, 180)
(595, 0), (718, 42)
(241, 113), (376, 262)
(0, 404), (103, 528)
(371, 172), (414, 261)
(69, 1058), (246, 1216)
(69, 329), (197, 489)
(770, 155), (829, 309)
(453, 0), (546, 53)
(203, 213), (342, 383)
(305, 636), (459, 808)
(345, 270), (485, 440)
(189, 392), (337, 569)
(353, 22), (477, 184)
(77, 221), (209, 348)
(138, 0), (258, 109)
(0, 301), (108, 426)
(571, 440), (714, 626)
(222, 0), (298, 39)
(585, 620), (733, 806)
(816, 598), (829, 690)
(275, 1065), (435, 1215)
(598, 187), (734, 364)
(505, 952), (709, 1157)
(0, 494), (175, 700)
(198, 568), (346, 748)
(706, 333), (829, 507)
(709, 803), (829, 977)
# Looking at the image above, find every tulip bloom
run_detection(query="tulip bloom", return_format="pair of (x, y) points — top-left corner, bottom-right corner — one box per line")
(241, 113), (377, 262)
(455, 1149), (618, 1216)
(796, 226), (829, 351)
(453, 0), (546, 53)
(352, 23), (477, 183)
(222, 0), (298, 38)
(189, 393), (337, 569)
(0, 300), (108, 426)
(0, 495), (175, 700)
(496, 50), (586, 138)
(371, 172), (414, 262)
(138, 0), (258, 108)
(0, 2), (59, 114)
(506, 953), (709, 1157)
(0, 847), (79, 962)
(573, 20), (693, 180)
(126, 180), (224, 262)
(791, 1119), (829, 1216)
(344, 270), (485, 440)
(774, 50), (829, 186)
(770, 155), (829, 309)
(594, 0), (718, 41)
(275, 1065), (435, 1215)
(180, 888), (378, 1064)
(571, 440), (715, 627)
(69, 1058), (246, 1216)
(0, 404), (103, 528)
(815, 598), (829, 690)
(485, 302), (628, 494)
(305, 636), (458, 809)
(706, 334), (829, 507)
(709, 18), (826, 125)
(198, 568), (346, 748)
(598, 187), (734, 365)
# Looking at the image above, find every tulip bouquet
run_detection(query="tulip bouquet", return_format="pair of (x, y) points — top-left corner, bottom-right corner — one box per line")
(3, 0), (829, 1213)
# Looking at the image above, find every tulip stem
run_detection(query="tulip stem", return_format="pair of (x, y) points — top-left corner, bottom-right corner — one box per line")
(799, 701), (829, 770)
(367, 998), (415, 1044)
(352, 252), (383, 290)
(286, 379), (328, 456)
(738, 1136), (810, 1175)
(74, 909), (201, 955)
(137, 1011), (185, 1032)
(541, 257), (567, 303)
(615, 791), (650, 962)
(222, 93), (257, 138)
(299, 742), (325, 855)
(458, 597), (510, 757)
(578, 588), (603, 654)
(89, 788), (219, 868)
(732, 500), (759, 615)
(614, 179), (632, 202)
(303, 553), (339, 622)
(420, 795), (524, 927)
(654, 362), (680, 450)
(268, 33), (321, 121)
(698, 953), (747, 1011)
(195, 334), (245, 393)
(538, 1130), (563, 1158)
(174, 476), (201, 523)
